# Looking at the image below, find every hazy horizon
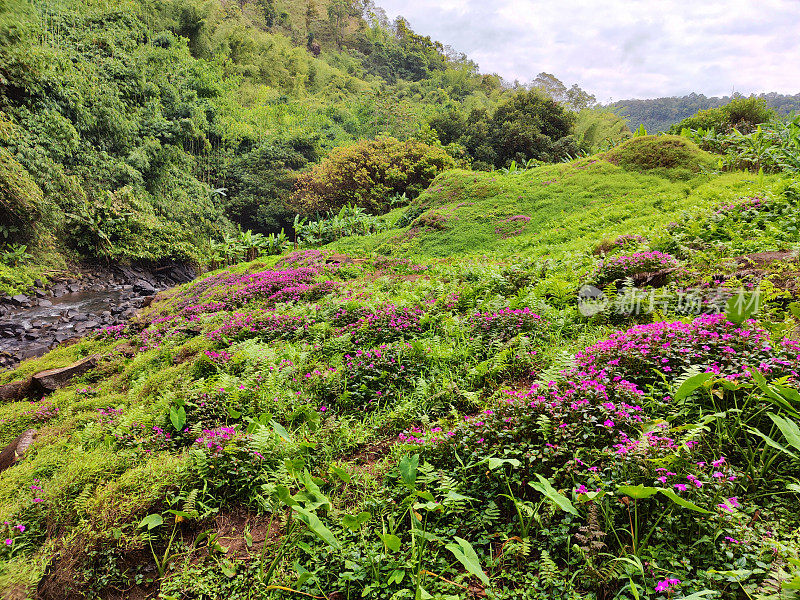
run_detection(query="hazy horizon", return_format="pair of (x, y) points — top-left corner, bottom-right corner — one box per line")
(376, 0), (800, 102)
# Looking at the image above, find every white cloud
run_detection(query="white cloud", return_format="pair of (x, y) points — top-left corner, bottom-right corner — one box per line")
(375, 0), (800, 100)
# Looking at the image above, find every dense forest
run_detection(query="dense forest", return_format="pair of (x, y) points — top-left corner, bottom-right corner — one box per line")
(607, 92), (800, 133)
(1, 0), (629, 291)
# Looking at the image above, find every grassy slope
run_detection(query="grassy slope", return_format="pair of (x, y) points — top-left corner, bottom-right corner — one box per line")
(333, 159), (773, 260)
(0, 159), (797, 597)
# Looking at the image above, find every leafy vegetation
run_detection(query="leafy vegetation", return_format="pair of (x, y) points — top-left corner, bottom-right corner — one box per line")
(2, 3), (800, 599)
(608, 92), (800, 133)
(291, 137), (457, 215)
(2, 140), (800, 598)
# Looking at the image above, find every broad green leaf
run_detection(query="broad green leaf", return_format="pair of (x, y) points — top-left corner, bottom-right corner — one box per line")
(747, 427), (798, 460)
(415, 490), (436, 502)
(788, 483), (800, 493)
(341, 511), (371, 532)
(284, 457), (305, 476)
(378, 533), (401, 553)
(487, 457), (521, 470)
(674, 373), (712, 401)
(658, 488), (713, 514)
(220, 559), (236, 578)
(388, 569), (405, 584)
(270, 419), (292, 443)
(576, 490), (606, 503)
(169, 406), (186, 431)
(329, 464), (351, 483)
(725, 293), (759, 324)
(616, 484), (658, 500)
(774, 384), (800, 404)
(399, 454), (419, 488)
(274, 485), (300, 508)
(530, 474), (579, 516)
(769, 412), (800, 451)
(166, 509), (195, 519)
(751, 373), (800, 417)
(139, 513), (163, 530)
(291, 506), (340, 549)
(445, 536), (490, 587)
(293, 561), (313, 587)
(296, 470), (331, 511)
(444, 490), (473, 502)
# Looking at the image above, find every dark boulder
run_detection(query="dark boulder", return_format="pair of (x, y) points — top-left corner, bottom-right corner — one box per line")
(0, 380), (30, 402)
(0, 429), (37, 473)
(31, 355), (99, 394)
(11, 294), (28, 306)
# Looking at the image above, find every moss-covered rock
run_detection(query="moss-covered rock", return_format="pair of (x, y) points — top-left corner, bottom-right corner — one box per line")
(603, 134), (717, 177)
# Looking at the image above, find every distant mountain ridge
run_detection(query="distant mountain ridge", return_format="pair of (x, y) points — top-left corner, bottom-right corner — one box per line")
(606, 92), (800, 132)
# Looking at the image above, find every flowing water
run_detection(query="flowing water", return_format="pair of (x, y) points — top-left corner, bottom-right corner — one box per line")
(0, 289), (132, 365)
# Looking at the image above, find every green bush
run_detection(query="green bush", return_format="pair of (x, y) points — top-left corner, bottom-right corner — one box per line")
(223, 135), (319, 234)
(429, 89), (578, 169)
(603, 135), (717, 175)
(0, 148), (42, 244)
(290, 137), (456, 215)
(669, 97), (775, 134)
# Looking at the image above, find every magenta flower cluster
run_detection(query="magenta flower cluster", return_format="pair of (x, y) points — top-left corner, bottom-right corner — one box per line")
(715, 196), (765, 214)
(195, 426), (237, 453)
(575, 313), (800, 386)
(0, 520), (26, 554)
(333, 304), (424, 344)
(613, 234), (646, 247)
(468, 307), (543, 343)
(21, 400), (59, 423)
(204, 349), (233, 364)
(206, 312), (309, 342)
(594, 251), (678, 284)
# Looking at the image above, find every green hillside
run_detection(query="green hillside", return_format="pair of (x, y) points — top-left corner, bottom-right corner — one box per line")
(1, 139), (799, 597)
(3, 1), (800, 598)
(333, 151), (764, 261)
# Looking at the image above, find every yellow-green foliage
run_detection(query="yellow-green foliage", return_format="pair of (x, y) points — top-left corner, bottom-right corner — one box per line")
(332, 160), (777, 260)
(575, 108), (631, 152)
(86, 453), (187, 531)
(0, 338), (110, 385)
(603, 135), (717, 175)
(0, 147), (42, 237)
(291, 137), (458, 215)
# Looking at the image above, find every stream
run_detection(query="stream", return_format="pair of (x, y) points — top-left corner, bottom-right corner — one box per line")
(0, 264), (195, 370)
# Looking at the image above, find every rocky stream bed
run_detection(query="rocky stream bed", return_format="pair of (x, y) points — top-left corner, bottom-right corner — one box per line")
(0, 263), (195, 371)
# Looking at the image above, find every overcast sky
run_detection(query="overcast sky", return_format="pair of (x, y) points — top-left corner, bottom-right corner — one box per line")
(376, 0), (800, 102)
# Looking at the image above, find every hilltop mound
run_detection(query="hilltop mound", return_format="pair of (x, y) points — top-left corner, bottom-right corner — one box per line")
(332, 159), (773, 259)
(603, 134), (718, 176)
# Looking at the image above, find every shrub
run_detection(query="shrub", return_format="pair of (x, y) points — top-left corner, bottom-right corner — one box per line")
(295, 204), (389, 246)
(330, 303), (426, 345)
(663, 190), (800, 252)
(669, 97), (775, 135)
(328, 343), (420, 411)
(592, 250), (678, 284)
(574, 313), (800, 389)
(206, 311), (310, 342)
(223, 135), (319, 234)
(0, 148), (42, 244)
(467, 307), (544, 344)
(604, 135), (717, 175)
(290, 137), (456, 215)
